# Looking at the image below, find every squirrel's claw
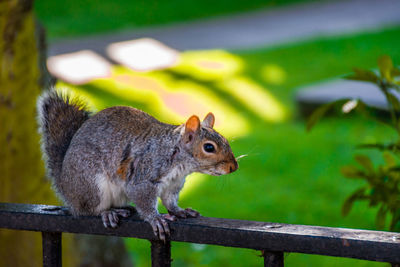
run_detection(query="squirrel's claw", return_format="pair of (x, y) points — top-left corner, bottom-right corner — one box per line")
(111, 208), (131, 218)
(163, 213), (178, 221)
(101, 208), (132, 228)
(184, 208), (200, 218)
(150, 215), (171, 242)
(169, 208), (200, 219)
(101, 210), (119, 228)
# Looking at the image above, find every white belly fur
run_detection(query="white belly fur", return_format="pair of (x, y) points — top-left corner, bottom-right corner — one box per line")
(158, 165), (187, 197)
(95, 173), (128, 213)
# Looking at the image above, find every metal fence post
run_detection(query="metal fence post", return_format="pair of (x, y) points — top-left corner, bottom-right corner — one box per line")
(263, 251), (284, 267)
(151, 240), (171, 267)
(42, 232), (62, 267)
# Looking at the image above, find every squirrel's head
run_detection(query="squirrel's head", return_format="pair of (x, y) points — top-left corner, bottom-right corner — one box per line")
(181, 112), (238, 176)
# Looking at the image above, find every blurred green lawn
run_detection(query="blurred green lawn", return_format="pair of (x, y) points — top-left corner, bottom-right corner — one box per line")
(34, 0), (316, 39)
(56, 26), (400, 266)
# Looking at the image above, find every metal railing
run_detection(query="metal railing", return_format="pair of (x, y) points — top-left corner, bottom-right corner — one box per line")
(0, 203), (399, 267)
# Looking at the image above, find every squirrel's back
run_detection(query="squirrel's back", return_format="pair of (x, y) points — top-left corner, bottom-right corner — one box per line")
(37, 90), (91, 182)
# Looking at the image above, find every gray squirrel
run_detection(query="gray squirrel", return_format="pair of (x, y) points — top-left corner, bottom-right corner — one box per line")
(37, 90), (238, 241)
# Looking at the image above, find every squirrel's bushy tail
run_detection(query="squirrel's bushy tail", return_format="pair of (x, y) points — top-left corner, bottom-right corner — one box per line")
(37, 90), (90, 181)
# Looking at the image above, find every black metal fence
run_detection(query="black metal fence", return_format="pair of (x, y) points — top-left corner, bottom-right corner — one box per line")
(0, 203), (399, 267)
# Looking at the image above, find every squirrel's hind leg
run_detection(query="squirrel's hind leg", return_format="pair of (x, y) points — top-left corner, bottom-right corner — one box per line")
(101, 208), (131, 228)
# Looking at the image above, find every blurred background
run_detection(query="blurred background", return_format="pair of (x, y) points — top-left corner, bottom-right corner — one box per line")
(1, 0), (400, 266)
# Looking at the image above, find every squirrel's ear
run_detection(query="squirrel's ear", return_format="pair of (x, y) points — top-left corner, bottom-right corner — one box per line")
(202, 112), (215, 128)
(184, 115), (200, 144)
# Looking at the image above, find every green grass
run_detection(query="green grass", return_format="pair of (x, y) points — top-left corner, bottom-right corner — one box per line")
(58, 27), (400, 266)
(34, 0), (316, 39)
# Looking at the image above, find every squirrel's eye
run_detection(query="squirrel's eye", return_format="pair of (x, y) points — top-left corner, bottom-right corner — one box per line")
(203, 143), (215, 153)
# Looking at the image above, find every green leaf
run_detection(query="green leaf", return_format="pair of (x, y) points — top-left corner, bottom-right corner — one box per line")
(378, 55), (394, 81)
(340, 165), (365, 179)
(357, 143), (386, 150)
(375, 205), (388, 229)
(383, 152), (397, 168)
(344, 68), (378, 83)
(342, 197), (355, 217)
(357, 143), (400, 152)
(354, 154), (375, 174)
(342, 188), (366, 216)
(352, 100), (390, 125)
(388, 166), (400, 172)
(391, 67), (400, 77)
(389, 210), (400, 231)
(386, 91), (400, 111)
(306, 99), (350, 131)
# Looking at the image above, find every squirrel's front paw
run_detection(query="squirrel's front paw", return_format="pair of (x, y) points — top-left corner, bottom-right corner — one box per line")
(169, 208), (200, 219)
(149, 215), (173, 242)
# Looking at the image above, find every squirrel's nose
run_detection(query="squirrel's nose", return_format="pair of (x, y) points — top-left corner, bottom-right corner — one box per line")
(228, 160), (238, 173)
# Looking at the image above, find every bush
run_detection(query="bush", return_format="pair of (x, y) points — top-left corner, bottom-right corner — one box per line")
(308, 55), (400, 231)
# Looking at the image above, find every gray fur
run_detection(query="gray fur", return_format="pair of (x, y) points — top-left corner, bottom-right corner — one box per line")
(37, 90), (238, 240)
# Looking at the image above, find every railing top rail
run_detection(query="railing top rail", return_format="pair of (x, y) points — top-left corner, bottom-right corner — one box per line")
(1, 203), (399, 263)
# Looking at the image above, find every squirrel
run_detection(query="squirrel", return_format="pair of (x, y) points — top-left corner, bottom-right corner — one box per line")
(37, 90), (238, 241)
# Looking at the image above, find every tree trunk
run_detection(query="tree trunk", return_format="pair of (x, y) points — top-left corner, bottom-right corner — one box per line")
(1, 1), (134, 267)
(0, 1), (74, 266)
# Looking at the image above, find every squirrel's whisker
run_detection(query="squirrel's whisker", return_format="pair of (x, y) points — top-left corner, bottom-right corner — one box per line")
(236, 154), (248, 161)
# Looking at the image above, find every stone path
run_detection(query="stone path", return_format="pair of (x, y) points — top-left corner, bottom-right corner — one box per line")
(296, 80), (400, 116)
(49, 0), (400, 57)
